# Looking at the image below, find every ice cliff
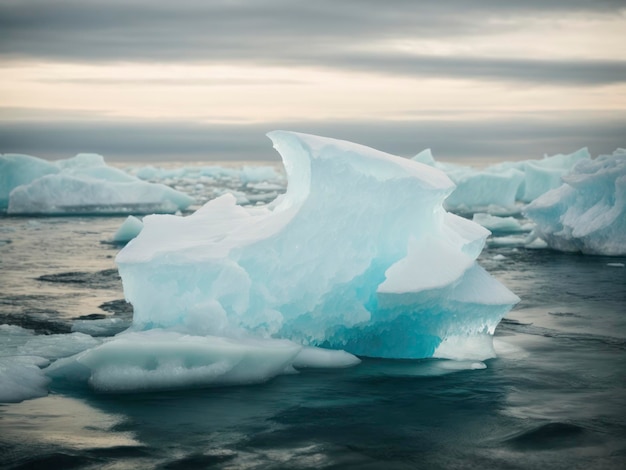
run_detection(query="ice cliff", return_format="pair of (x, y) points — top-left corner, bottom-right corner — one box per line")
(113, 131), (519, 361)
(0, 153), (193, 214)
(525, 149), (626, 255)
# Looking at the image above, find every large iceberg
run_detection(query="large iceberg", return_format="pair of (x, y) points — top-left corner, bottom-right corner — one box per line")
(0, 153), (193, 214)
(112, 131), (519, 362)
(524, 149), (626, 255)
(413, 148), (591, 213)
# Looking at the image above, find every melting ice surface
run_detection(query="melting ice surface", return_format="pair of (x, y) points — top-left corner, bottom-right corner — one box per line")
(0, 153), (193, 214)
(44, 132), (522, 394)
(525, 149), (626, 255)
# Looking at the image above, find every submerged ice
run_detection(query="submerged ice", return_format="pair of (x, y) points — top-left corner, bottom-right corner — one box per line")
(0, 153), (193, 214)
(114, 131), (519, 363)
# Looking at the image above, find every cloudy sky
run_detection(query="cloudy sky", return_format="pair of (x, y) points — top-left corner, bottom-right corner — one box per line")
(1, 0), (625, 161)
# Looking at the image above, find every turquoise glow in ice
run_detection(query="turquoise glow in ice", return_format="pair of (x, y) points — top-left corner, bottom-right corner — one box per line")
(117, 131), (519, 359)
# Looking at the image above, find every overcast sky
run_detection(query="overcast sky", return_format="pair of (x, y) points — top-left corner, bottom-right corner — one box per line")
(1, 0), (625, 161)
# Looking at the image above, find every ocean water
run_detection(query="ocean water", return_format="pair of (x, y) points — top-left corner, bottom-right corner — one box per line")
(1, 163), (625, 469)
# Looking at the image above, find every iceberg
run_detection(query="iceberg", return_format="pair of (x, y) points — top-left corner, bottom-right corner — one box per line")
(524, 149), (626, 255)
(413, 148), (591, 213)
(114, 131), (519, 362)
(1, 153), (193, 215)
(0, 153), (57, 209)
(112, 216), (144, 243)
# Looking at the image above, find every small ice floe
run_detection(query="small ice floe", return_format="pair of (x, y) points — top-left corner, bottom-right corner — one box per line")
(607, 263), (625, 268)
(0, 356), (51, 403)
(112, 215), (144, 243)
(46, 331), (359, 393)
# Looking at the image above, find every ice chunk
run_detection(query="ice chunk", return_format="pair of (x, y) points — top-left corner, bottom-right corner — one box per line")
(413, 147), (591, 213)
(112, 216), (144, 243)
(116, 131), (518, 360)
(0, 356), (50, 403)
(46, 331), (304, 391)
(0, 325), (52, 403)
(8, 174), (193, 215)
(17, 332), (101, 360)
(2, 153), (194, 215)
(519, 148), (591, 202)
(444, 168), (525, 212)
(524, 149), (626, 255)
(472, 213), (533, 233)
(0, 153), (58, 209)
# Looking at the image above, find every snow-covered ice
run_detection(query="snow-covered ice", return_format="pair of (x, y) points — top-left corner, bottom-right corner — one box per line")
(524, 149), (626, 255)
(1, 153), (194, 214)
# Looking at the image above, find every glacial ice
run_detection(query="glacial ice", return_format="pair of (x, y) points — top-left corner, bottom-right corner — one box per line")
(524, 149), (626, 255)
(0, 153), (194, 214)
(413, 147), (591, 213)
(112, 131), (519, 364)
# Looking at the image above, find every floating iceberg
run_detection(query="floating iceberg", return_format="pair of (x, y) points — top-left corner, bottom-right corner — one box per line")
(524, 149), (626, 255)
(413, 148), (591, 213)
(0, 153), (57, 209)
(113, 131), (519, 363)
(1, 153), (194, 215)
(46, 331), (359, 392)
(112, 216), (144, 243)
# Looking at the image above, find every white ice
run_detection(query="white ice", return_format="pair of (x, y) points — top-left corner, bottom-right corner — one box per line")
(413, 147), (591, 213)
(524, 149), (626, 255)
(1, 153), (194, 214)
(113, 131), (518, 367)
(46, 331), (358, 392)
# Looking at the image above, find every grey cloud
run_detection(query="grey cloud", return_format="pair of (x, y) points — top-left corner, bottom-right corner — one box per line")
(1, 0), (625, 85)
(1, 112), (624, 162)
(316, 53), (626, 86)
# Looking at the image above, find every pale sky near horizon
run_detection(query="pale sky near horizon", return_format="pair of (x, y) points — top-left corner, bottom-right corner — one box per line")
(1, 0), (625, 161)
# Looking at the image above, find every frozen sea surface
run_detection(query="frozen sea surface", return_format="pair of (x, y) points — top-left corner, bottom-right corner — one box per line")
(1, 161), (625, 469)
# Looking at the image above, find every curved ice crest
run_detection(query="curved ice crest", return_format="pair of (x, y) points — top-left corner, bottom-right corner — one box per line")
(117, 131), (519, 360)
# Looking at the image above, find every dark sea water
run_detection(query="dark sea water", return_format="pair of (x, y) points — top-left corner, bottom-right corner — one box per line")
(1, 167), (625, 469)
